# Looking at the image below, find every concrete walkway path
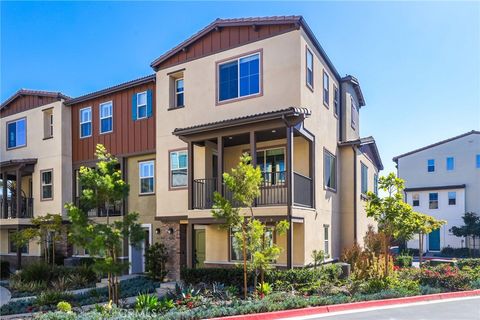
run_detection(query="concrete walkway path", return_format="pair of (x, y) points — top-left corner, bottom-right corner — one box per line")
(0, 285), (11, 307)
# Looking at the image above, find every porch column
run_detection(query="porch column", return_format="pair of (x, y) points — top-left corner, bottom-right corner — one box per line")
(2, 172), (8, 219)
(249, 131), (257, 207)
(286, 126), (294, 269)
(186, 222), (193, 268)
(217, 136), (223, 195)
(16, 168), (22, 269)
(188, 142), (194, 210)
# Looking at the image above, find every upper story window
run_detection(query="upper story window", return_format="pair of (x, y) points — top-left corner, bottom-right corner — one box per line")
(306, 48), (313, 89)
(333, 86), (339, 117)
(7, 117), (26, 149)
(446, 157), (454, 171)
(323, 71), (329, 107)
(132, 90), (152, 120)
(175, 78), (184, 108)
(324, 225), (329, 256)
(429, 192), (438, 209)
(323, 150), (336, 191)
(448, 191), (456, 205)
(361, 163), (368, 195)
(350, 97), (357, 130)
(79, 107), (92, 138)
(374, 173), (378, 195)
(412, 193), (420, 206)
(137, 92), (147, 119)
(41, 169), (53, 200)
(170, 150), (188, 188)
(99, 101), (113, 134)
(139, 161), (155, 194)
(218, 52), (260, 103)
(257, 148), (285, 185)
(43, 109), (53, 139)
(427, 159), (435, 172)
(476, 154), (480, 168)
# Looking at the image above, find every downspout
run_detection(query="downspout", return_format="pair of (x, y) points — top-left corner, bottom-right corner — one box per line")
(352, 146), (357, 243)
(339, 82), (343, 142)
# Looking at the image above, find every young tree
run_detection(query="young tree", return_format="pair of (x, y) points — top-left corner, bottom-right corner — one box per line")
(212, 153), (288, 298)
(407, 211), (445, 265)
(366, 173), (420, 276)
(450, 212), (480, 257)
(66, 144), (144, 304)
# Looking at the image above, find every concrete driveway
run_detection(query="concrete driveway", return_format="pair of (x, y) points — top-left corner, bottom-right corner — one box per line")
(0, 285), (11, 307)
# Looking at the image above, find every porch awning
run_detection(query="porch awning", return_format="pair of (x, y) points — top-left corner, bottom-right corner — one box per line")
(173, 107), (311, 137)
(0, 158), (37, 174)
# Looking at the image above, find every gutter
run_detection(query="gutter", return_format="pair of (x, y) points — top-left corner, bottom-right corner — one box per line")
(352, 145), (357, 243)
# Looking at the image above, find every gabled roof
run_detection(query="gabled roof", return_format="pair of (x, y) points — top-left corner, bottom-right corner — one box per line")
(341, 75), (365, 107)
(393, 130), (480, 162)
(1, 89), (70, 110)
(173, 107), (311, 136)
(150, 16), (341, 80)
(65, 74), (156, 105)
(339, 136), (384, 170)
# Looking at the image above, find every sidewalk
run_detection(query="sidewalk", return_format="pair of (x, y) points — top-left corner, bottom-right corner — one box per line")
(0, 285), (11, 307)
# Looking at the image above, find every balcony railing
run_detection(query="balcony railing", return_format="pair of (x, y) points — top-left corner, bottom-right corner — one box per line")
(293, 172), (313, 207)
(0, 197), (34, 219)
(193, 171), (293, 209)
(75, 197), (123, 218)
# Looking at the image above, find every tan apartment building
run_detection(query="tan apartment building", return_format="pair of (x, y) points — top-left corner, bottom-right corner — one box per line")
(0, 90), (72, 267)
(64, 75), (160, 274)
(150, 16), (383, 277)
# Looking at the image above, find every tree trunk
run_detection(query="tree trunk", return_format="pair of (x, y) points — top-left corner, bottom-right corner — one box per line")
(242, 225), (247, 299)
(418, 233), (423, 267)
(384, 234), (390, 277)
(52, 233), (56, 266)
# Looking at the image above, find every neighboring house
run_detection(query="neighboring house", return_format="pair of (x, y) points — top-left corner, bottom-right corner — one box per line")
(151, 16), (383, 277)
(64, 75), (159, 274)
(393, 130), (480, 252)
(0, 89), (72, 267)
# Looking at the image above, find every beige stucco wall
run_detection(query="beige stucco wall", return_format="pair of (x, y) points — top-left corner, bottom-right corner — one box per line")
(0, 100), (72, 219)
(0, 229), (42, 256)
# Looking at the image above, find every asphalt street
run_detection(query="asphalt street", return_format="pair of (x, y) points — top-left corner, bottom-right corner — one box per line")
(288, 296), (480, 320)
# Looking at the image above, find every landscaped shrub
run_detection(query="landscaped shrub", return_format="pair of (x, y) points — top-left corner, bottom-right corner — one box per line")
(57, 301), (72, 313)
(0, 260), (10, 278)
(18, 262), (52, 283)
(36, 291), (74, 308)
(457, 258), (480, 270)
(394, 254), (413, 267)
(414, 265), (472, 291)
(440, 247), (479, 258)
(145, 243), (169, 281)
(181, 267), (252, 288)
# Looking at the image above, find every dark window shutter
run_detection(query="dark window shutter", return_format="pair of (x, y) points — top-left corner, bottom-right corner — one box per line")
(132, 94), (137, 121)
(146, 89), (153, 118)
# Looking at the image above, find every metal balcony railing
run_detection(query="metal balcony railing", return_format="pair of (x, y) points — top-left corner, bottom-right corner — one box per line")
(0, 197), (34, 219)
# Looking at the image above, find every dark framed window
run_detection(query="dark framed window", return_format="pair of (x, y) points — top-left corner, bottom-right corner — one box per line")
(324, 225), (329, 256)
(9, 230), (28, 254)
(333, 86), (339, 116)
(7, 118), (26, 149)
(136, 91), (147, 119)
(43, 109), (53, 139)
(323, 71), (329, 106)
(412, 193), (420, 207)
(429, 193), (438, 209)
(323, 150), (336, 191)
(374, 173), (378, 195)
(218, 53), (260, 102)
(361, 163), (368, 194)
(170, 150), (188, 188)
(99, 101), (113, 134)
(448, 192), (456, 205)
(79, 107), (92, 138)
(477, 154), (480, 168)
(41, 169), (53, 200)
(351, 97), (357, 130)
(175, 78), (184, 107)
(256, 148), (285, 186)
(306, 48), (313, 88)
(446, 157), (454, 171)
(139, 161), (155, 194)
(427, 159), (435, 172)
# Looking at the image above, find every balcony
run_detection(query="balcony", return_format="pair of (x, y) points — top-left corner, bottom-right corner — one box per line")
(0, 197), (34, 219)
(75, 197), (123, 218)
(173, 107), (315, 212)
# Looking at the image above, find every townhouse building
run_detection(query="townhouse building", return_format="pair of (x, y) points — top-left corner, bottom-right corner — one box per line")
(0, 90), (71, 267)
(151, 16), (383, 277)
(394, 131), (480, 252)
(1, 16), (383, 278)
(64, 75), (159, 274)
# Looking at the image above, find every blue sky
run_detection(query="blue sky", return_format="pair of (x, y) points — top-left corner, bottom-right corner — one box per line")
(2, 1), (479, 175)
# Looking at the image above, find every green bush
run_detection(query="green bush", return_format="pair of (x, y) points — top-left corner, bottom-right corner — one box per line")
(135, 294), (159, 312)
(36, 291), (74, 307)
(457, 258), (480, 270)
(181, 267), (252, 288)
(145, 243), (169, 281)
(395, 255), (413, 267)
(440, 247), (478, 258)
(57, 301), (72, 313)
(19, 262), (52, 283)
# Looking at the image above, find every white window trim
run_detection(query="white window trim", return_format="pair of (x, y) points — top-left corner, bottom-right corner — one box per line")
(41, 169), (53, 200)
(306, 48), (314, 89)
(323, 150), (337, 192)
(136, 91), (147, 120)
(175, 78), (184, 107)
(170, 150), (188, 188)
(217, 52), (261, 103)
(324, 225), (329, 255)
(427, 159), (435, 173)
(49, 113), (54, 137)
(99, 101), (113, 134)
(139, 160), (155, 195)
(361, 162), (368, 194)
(446, 157), (455, 171)
(79, 107), (92, 138)
(351, 97), (356, 129)
(7, 118), (27, 149)
(333, 86), (339, 117)
(323, 71), (330, 107)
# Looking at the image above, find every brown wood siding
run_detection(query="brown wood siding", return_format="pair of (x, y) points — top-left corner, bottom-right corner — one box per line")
(1, 95), (59, 118)
(157, 24), (297, 70)
(70, 82), (156, 164)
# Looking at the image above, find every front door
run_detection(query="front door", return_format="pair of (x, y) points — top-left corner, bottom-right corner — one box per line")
(130, 226), (150, 274)
(194, 229), (206, 268)
(428, 228), (441, 251)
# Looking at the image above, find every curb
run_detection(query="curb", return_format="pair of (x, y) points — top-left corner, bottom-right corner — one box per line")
(212, 289), (480, 320)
